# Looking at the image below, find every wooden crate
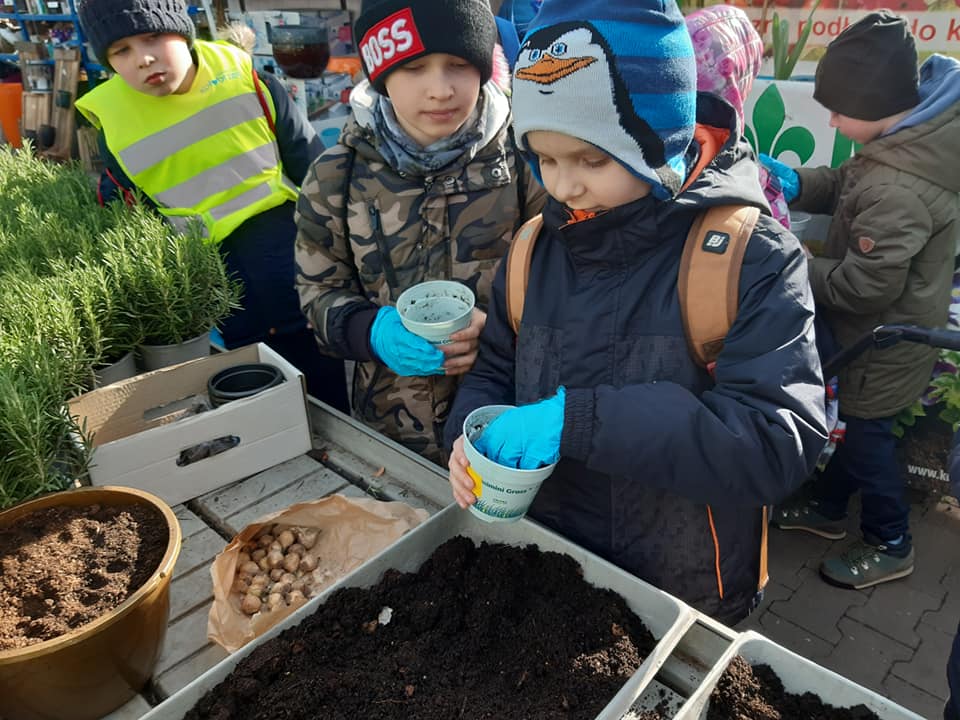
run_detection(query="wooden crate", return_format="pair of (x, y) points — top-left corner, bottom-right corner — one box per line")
(76, 125), (103, 173)
(43, 46), (80, 160)
(20, 90), (50, 144)
(14, 40), (51, 93)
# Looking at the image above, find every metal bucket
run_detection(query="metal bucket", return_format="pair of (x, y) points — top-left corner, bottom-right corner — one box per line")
(677, 631), (925, 719)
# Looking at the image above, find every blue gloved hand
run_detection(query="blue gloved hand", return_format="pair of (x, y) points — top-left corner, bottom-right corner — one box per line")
(474, 387), (565, 470)
(369, 306), (445, 377)
(759, 153), (800, 203)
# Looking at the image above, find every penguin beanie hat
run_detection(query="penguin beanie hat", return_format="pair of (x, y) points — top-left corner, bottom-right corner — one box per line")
(512, 0), (697, 199)
(354, 0), (497, 96)
(77, 0), (195, 67)
(814, 11), (920, 121)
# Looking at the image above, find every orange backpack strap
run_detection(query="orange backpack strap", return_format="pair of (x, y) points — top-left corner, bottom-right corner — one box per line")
(505, 214), (544, 334)
(759, 505), (770, 591)
(678, 205), (760, 368)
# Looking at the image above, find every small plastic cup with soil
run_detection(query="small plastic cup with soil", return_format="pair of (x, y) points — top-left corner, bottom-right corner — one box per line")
(396, 280), (475, 345)
(462, 404), (558, 523)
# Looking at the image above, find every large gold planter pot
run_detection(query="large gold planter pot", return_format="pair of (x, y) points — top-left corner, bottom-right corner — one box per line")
(0, 486), (182, 720)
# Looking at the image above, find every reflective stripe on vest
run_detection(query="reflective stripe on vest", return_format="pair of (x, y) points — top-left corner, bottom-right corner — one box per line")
(75, 40), (298, 243)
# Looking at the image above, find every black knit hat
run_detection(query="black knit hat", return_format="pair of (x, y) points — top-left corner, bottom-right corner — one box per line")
(354, 0), (497, 95)
(77, 0), (195, 68)
(813, 11), (920, 121)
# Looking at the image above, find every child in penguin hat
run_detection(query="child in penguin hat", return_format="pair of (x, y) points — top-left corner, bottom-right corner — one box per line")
(445, 0), (827, 624)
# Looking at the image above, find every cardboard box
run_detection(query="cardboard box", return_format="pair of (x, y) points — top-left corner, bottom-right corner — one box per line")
(69, 344), (312, 506)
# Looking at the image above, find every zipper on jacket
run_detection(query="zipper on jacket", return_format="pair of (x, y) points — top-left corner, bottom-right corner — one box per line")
(369, 204), (399, 299)
(358, 364), (383, 420)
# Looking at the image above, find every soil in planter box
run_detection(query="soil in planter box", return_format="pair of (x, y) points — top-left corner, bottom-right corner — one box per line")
(0, 503), (167, 651)
(707, 655), (880, 720)
(185, 536), (657, 720)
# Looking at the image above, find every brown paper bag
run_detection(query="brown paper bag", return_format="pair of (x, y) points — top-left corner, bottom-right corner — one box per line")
(207, 493), (429, 652)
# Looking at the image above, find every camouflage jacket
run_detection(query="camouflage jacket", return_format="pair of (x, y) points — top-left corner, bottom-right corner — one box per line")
(295, 85), (546, 462)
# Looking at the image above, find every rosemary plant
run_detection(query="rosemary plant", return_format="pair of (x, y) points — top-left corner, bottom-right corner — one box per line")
(98, 207), (242, 346)
(0, 336), (91, 510)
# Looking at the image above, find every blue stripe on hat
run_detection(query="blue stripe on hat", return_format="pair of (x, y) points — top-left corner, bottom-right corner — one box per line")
(615, 58), (697, 96)
(627, 91), (697, 132)
(591, 19), (694, 60)
(514, 0), (697, 200)
(658, 124), (696, 158)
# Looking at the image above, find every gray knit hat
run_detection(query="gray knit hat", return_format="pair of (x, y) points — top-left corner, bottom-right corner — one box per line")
(814, 11), (920, 121)
(77, 0), (195, 68)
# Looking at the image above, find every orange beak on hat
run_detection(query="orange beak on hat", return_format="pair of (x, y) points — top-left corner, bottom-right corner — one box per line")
(515, 54), (596, 84)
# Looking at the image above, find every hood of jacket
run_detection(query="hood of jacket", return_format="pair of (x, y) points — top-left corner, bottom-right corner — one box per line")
(863, 55), (960, 192)
(542, 93), (770, 268)
(343, 79), (512, 177)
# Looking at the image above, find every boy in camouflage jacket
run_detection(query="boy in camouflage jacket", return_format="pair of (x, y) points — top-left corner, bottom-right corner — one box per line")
(295, 0), (546, 462)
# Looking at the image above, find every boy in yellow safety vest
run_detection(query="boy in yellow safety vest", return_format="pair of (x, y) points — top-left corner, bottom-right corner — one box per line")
(74, 0), (348, 411)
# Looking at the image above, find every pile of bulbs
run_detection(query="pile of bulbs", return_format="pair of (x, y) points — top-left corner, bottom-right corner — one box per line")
(232, 524), (325, 616)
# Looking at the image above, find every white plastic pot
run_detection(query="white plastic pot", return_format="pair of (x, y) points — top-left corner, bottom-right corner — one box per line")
(397, 280), (474, 345)
(462, 405), (557, 523)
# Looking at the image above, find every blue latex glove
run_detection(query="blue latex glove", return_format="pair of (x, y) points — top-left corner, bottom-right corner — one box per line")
(369, 306), (444, 377)
(759, 153), (800, 203)
(474, 387), (565, 470)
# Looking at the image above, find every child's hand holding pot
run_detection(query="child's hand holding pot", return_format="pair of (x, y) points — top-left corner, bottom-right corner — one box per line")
(448, 436), (477, 509)
(440, 309), (487, 376)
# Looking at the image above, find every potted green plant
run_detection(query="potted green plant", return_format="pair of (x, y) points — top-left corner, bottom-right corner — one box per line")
(768, 0), (822, 82)
(893, 350), (960, 493)
(0, 144), (104, 275)
(98, 207), (242, 370)
(60, 261), (144, 386)
(0, 335), (91, 510)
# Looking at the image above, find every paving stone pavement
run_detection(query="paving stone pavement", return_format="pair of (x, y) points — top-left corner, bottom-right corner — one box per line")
(737, 494), (960, 719)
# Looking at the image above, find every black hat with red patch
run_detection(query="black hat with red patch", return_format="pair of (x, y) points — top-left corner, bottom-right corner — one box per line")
(354, 0), (497, 95)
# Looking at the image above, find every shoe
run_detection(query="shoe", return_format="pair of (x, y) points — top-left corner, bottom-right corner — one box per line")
(772, 499), (847, 540)
(819, 539), (914, 589)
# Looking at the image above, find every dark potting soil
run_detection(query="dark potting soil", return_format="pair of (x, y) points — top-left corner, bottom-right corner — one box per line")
(0, 502), (168, 651)
(706, 655), (881, 720)
(185, 536), (657, 720)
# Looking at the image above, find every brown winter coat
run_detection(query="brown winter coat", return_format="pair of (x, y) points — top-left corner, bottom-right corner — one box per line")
(796, 101), (960, 418)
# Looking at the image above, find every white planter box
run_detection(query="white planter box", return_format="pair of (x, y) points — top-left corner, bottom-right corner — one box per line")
(69, 343), (311, 506)
(676, 631), (924, 719)
(141, 505), (696, 720)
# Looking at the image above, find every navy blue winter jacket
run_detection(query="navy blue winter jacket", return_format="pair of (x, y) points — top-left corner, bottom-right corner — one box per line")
(446, 96), (828, 624)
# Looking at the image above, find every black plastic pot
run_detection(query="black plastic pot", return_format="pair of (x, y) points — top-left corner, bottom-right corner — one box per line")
(207, 363), (285, 408)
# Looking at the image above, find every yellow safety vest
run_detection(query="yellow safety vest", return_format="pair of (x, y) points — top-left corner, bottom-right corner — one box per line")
(76, 40), (298, 243)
